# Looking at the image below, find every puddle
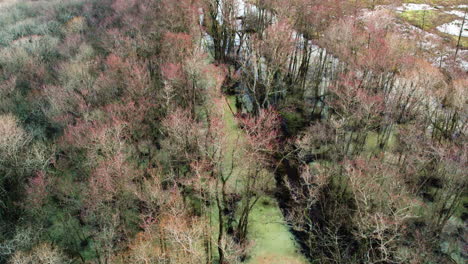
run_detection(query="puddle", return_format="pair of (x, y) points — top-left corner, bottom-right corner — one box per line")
(445, 10), (467, 18)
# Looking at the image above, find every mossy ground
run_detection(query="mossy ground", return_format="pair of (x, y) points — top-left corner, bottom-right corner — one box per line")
(223, 95), (245, 192)
(219, 96), (308, 264)
(245, 196), (308, 264)
(364, 130), (397, 153)
(451, 35), (468, 49)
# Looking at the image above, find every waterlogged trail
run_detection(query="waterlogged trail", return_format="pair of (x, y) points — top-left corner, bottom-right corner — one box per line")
(244, 196), (309, 264)
(221, 96), (308, 264)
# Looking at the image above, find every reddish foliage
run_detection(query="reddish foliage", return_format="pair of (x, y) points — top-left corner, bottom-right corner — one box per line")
(104, 99), (152, 127)
(305, 0), (345, 33)
(254, 20), (294, 70)
(161, 32), (193, 64)
(322, 14), (415, 73)
(25, 171), (49, 207)
(61, 99), (154, 151)
(204, 64), (227, 95)
(105, 53), (125, 71)
(61, 114), (128, 151)
(329, 72), (385, 127)
(109, 0), (153, 31)
(360, 37), (390, 71)
(161, 63), (184, 81)
(162, 108), (202, 161)
(238, 107), (282, 162)
(111, 0), (137, 13)
(87, 153), (136, 208)
(99, 54), (151, 98)
(162, 109), (200, 137)
(104, 98), (155, 139)
(284, 0), (349, 37)
(160, 0), (201, 33)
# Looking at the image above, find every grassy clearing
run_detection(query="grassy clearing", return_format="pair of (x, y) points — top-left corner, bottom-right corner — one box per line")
(399, 10), (457, 30)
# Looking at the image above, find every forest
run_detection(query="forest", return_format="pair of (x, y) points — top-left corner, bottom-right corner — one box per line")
(0, 0), (466, 263)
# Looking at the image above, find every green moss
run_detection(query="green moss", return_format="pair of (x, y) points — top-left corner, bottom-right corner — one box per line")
(452, 35), (468, 49)
(245, 196), (308, 264)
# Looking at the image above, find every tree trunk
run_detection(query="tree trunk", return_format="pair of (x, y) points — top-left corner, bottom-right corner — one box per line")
(454, 8), (467, 60)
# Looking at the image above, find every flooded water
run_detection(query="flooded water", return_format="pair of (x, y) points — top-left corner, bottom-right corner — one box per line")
(437, 20), (468, 37)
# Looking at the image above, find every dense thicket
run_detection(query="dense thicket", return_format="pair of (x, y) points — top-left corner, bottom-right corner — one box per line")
(0, 0), (466, 264)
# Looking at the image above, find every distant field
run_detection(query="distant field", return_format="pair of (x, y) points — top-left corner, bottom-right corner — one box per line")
(396, 3), (468, 48)
(399, 10), (457, 30)
(402, 0), (466, 6)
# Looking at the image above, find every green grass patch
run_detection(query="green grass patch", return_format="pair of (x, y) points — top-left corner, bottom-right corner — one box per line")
(224, 96), (239, 133)
(245, 196), (308, 264)
(399, 10), (457, 30)
(222, 95), (245, 191)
